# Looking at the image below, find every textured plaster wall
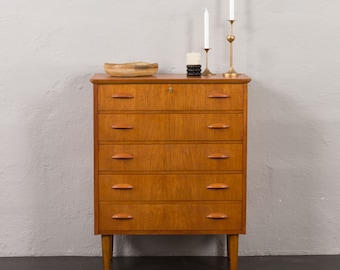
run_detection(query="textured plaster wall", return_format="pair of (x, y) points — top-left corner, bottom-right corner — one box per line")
(1, 0), (340, 257)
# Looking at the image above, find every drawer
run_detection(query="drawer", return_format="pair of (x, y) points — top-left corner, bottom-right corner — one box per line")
(98, 203), (242, 232)
(97, 84), (244, 111)
(99, 143), (243, 171)
(97, 84), (151, 111)
(99, 174), (243, 201)
(98, 113), (244, 141)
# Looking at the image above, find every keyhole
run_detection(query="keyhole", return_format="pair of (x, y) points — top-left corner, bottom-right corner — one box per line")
(168, 86), (173, 93)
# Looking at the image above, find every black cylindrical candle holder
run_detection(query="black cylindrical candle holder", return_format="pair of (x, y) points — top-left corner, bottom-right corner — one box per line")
(186, 65), (201, 76)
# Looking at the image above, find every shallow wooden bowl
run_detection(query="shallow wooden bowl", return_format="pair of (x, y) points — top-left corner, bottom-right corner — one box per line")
(104, 62), (158, 77)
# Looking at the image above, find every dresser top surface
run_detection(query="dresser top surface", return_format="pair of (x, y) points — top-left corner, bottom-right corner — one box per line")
(91, 74), (251, 84)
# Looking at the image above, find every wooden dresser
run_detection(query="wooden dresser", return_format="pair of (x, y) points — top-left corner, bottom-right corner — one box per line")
(90, 74), (251, 270)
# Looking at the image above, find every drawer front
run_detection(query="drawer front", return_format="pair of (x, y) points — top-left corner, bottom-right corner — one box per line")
(98, 84), (154, 111)
(171, 84), (244, 111)
(97, 84), (244, 111)
(99, 174), (243, 201)
(98, 113), (243, 141)
(99, 203), (242, 232)
(99, 144), (243, 171)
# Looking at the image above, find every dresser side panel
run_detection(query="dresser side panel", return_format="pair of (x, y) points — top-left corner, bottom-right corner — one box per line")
(93, 83), (100, 234)
(241, 82), (249, 234)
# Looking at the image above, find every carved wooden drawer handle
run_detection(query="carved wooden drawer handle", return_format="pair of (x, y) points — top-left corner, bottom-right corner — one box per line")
(208, 153), (229, 159)
(206, 183), (229, 189)
(206, 213), (228, 219)
(112, 153), (134, 159)
(112, 184), (134, 190)
(112, 93), (134, 98)
(208, 123), (230, 129)
(112, 124), (133, 129)
(207, 92), (230, 98)
(112, 213), (133, 220)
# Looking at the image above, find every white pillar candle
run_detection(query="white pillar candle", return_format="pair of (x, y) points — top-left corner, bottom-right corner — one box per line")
(204, 8), (209, 48)
(229, 0), (235, 20)
(186, 52), (201, 65)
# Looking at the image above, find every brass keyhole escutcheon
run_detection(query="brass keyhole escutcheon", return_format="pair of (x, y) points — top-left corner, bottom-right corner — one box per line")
(168, 86), (173, 93)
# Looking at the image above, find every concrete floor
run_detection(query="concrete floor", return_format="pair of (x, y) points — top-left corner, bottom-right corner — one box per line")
(0, 256), (339, 270)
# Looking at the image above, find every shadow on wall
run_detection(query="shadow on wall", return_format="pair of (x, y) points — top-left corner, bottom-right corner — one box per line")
(244, 79), (329, 255)
(113, 235), (227, 257)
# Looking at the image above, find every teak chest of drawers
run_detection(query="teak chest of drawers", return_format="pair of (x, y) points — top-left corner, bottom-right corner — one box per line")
(90, 74), (251, 270)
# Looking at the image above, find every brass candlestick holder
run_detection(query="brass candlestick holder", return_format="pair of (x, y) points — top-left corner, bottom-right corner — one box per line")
(202, 48), (215, 76)
(223, 20), (239, 77)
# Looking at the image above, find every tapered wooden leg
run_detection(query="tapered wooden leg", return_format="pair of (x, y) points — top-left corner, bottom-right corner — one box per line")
(226, 235), (230, 259)
(227, 234), (239, 270)
(109, 235), (113, 261)
(102, 235), (112, 270)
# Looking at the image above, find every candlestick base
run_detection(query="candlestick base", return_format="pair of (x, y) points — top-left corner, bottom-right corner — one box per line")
(202, 48), (215, 76)
(202, 68), (215, 76)
(223, 67), (239, 77)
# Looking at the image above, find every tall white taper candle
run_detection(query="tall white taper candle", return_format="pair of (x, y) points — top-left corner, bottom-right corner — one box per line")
(229, 0), (235, 20)
(204, 9), (209, 48)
